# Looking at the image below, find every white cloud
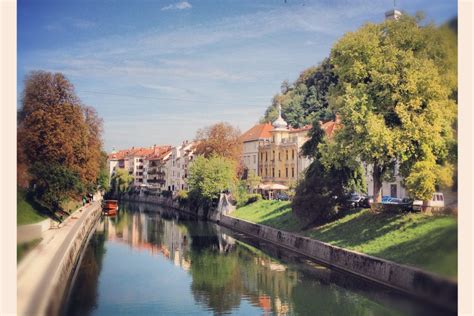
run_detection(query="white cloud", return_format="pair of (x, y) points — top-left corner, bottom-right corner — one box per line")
(44, 18), (96, 32)
(161, 1), (192, 11)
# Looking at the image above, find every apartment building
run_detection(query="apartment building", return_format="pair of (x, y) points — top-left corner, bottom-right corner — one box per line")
(165, 140), (197, 193)
(257, 105), (312, 187)
(240, 123), (272, 177)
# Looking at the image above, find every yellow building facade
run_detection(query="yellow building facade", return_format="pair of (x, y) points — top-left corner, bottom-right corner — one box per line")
(258, 105), (312, 187)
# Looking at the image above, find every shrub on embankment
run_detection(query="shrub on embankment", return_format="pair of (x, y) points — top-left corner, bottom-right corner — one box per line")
(233, 200), (457, 278)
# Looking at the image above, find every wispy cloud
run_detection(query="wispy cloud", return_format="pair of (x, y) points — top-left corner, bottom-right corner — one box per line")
(44, 18), (96, 32)
(161, 1), (192, 11)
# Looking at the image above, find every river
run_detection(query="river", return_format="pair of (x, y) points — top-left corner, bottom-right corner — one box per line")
(63, 202), (451, 315)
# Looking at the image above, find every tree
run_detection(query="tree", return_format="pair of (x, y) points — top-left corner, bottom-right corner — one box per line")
(188, 155), (237, 207)
(29, 162), (82, 211)
(261, 58), (337, 127)
(244, 170), (261, 193)
(194, 122), (242, 163)
(18, 71), (105, 209)
(97, 151), (110, 192)
(319, 15), (457, 202)
(292, 123), (365, 224)
(82, 106), (104, 190)
(111, 169), (133, 194)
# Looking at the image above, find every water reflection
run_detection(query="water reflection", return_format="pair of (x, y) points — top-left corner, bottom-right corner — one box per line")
(64, 202), (452, 316)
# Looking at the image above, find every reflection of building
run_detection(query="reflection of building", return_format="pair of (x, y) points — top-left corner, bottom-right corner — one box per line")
(104, 211), (191, 271)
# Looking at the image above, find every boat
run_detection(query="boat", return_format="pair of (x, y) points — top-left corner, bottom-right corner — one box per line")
(103, 200), (118, 216)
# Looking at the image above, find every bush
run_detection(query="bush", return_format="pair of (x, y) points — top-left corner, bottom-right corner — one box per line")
(177, 190), (189, 205)
(245, 193), (262, 205)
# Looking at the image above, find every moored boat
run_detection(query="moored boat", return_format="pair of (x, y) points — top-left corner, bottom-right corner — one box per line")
(103, 200), (118, 216)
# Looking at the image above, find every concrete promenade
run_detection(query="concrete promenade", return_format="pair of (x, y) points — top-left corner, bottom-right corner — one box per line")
(17, 195), (102, 316)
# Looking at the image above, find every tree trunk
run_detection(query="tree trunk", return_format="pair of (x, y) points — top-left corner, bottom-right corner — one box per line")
(373, 164), (383, 203)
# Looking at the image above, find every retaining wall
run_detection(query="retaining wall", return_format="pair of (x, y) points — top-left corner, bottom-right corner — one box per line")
(46, 203), (102, 315)
(219, 214), (457, 312)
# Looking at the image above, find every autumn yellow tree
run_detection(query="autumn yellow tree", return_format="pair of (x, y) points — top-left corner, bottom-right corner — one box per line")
(194, 122), (242, 163)
(18, 71), (104, 209)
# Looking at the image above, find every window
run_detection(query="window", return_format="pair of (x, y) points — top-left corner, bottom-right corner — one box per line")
(286, 150), (288, 160)
(285, 168), (288, 177)
(273, 151), (275, 160)
(278, 170), (281, 177)
(291, 168), (294, 177)
(278, 152), (281, 161)
(265, 152), (268, 161)
(390, 184), (397, 198)
(265, 168), (268, 176)
(292, 150), (295, 159)
(272, 168), (275, 177)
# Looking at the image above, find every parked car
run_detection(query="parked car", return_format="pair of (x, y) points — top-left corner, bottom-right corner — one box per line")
(381, 196), (393, 204)
(276, 193), (289, 201)
(360, 196), (374, 208)
(347, 193), (364, 208)
(412, 192), (445, 211)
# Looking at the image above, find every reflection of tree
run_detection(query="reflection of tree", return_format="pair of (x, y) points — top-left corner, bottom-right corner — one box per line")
(66, 226), (107, 316)
(190, 249), (243, 314)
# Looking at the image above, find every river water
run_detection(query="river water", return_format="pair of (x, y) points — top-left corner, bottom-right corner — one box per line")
(64, 202), (451, 316)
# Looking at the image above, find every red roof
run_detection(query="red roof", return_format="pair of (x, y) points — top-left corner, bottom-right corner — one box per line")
(289, 124), (312, 133)
(240, 123), (273, 142)
(320, 115), (342, 139)
(108, 145), (172, 160)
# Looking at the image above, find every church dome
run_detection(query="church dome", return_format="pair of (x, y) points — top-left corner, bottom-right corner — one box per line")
(272, 103), (288, 129)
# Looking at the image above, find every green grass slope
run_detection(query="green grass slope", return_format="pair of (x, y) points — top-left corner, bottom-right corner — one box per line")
(17, 190), (48, 226)
(232, 200), (457, 278)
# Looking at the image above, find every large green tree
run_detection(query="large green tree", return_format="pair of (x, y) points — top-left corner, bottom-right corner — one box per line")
(319, 15), (457, 202)
(262, 58), (337, 127)
(188, 155), (237, 206)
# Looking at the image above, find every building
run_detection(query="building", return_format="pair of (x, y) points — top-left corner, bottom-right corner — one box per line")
(165, 140), (197, 193)
(257, 104), (313, 188)
(240, 123), (273, 177)
(143, 146), (172, 193)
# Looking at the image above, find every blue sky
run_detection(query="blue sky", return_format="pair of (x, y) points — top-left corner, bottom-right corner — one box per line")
(18, 0), (457, 152)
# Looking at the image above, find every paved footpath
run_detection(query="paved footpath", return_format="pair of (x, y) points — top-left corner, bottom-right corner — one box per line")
(17, 195), (102, 316)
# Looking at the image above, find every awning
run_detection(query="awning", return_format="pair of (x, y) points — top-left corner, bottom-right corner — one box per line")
(257, 183), (289, 190)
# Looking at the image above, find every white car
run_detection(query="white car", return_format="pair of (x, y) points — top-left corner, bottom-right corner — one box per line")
(412, 192), (445, 211)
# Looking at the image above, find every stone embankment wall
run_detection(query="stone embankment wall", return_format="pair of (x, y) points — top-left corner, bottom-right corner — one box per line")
(219, 215), (457, 312)
(46, 203), (102, 315)
(118, 194), (223, 220)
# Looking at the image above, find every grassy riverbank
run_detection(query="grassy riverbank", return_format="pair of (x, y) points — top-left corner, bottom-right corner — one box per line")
(232, 200), (457, 278)
(17, 190), (48, 226)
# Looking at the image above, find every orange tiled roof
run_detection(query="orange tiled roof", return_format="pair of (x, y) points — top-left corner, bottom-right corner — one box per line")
(288, 124), (312, 133)
(320, 114), (342, 139)
(146, 146), (173, 160)
(108, 145), (171, 160)
(240, 123), (273, 142)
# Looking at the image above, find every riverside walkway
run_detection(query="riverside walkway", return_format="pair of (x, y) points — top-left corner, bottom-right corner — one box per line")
(17, 195), (102, 316)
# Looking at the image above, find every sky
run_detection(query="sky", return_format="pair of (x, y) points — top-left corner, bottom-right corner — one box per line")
(18, 0), (457, 152)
